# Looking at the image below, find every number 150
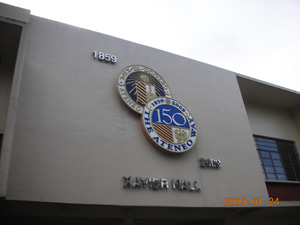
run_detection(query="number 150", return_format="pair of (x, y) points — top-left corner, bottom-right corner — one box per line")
(155, 108), (186, 126)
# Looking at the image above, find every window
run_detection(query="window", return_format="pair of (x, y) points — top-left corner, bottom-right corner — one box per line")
(254, 136), (300, 181)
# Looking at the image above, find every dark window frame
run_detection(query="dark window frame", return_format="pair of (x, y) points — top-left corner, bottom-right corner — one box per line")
(254, 135), (300, 181)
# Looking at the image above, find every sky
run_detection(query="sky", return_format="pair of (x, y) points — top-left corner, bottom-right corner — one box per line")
(2, 0), (300, 92)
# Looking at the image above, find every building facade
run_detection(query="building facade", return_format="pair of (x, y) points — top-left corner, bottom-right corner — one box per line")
(0, 3), (300, 224)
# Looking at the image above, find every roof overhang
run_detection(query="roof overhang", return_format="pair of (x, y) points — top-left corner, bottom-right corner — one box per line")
(237, 74), (300, 111)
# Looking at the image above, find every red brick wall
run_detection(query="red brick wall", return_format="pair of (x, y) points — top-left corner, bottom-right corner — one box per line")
(266, 182), (300, 201)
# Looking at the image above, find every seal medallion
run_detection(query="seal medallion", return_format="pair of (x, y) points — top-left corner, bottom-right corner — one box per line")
(141, 97), (197, 153)
(117, 65), (172, 114)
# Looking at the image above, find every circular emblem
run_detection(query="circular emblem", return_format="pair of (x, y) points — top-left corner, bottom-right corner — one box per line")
(117, 65), (172, 114)
(141, 97), (197, 153)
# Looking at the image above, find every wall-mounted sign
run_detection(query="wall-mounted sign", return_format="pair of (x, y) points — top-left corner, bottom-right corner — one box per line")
(117, 65), (172, 114)
(200, 158), (221, 168)
(141, 97), (197, 153)
(123, 176), (201, 192)
(117, 65), (197, 154)
(92, 51), (117, 63)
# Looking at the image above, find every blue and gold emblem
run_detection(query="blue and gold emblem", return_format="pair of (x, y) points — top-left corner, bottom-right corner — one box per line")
(141, 97), (197, 153)
(117, 65), (172, 114)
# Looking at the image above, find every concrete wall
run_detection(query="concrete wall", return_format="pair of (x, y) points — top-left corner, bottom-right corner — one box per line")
(0, 3), (31, 197)
(245, 101), (300, 154)
(292, 106), (300, 142)
(0, 2), (30, 23)
(4, 15), (269, 207)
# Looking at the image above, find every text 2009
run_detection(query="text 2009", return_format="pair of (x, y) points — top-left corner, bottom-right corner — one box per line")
(224, 197), (279, 206)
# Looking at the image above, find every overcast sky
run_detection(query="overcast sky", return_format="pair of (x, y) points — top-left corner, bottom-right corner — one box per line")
(3, 0), (300, 92)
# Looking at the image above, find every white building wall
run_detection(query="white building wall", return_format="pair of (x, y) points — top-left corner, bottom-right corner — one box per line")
(292, 106), (300, 143)
(245, 101), (300, 154)
(3, 14), (269, 207)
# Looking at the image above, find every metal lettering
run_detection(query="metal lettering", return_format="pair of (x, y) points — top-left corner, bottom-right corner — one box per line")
(123, 176), (132, 188)
(123, 177), (201, 192)
(140, 178), (148, 188)
(180, 180), (188, 190)
(172, 179), (181, 190)
(194, 181), (201, 191)
(200, 158), (221, 168)
(148, 178), (153, 189)
(187, 181), (195, 191)
(152, 178), (160, 190)
(160, 179), (169, 189)
(132, 177), (141, 188)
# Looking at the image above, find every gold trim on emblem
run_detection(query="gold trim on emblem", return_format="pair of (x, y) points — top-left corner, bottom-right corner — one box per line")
(117, 65), (172, 114)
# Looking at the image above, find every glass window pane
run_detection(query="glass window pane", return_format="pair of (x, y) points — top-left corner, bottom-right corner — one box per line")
(273, 159), (282, 167)
(256, 137), (276, 144)
(266, 173), (277, 180)
(257, 141), (277, 147)
(271, 152), (280, 159)
(275, 167), (285, 173)
(277, 174), (287, 181)
(265, 166), (275, 173)
(263, 142), (277, 148)
(258, 146), (278, 151)
(260, 151), (270, 158)
(262, 158), (272, 165)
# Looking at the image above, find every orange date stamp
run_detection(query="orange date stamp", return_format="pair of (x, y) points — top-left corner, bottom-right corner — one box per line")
(224, 197), (279, 206)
